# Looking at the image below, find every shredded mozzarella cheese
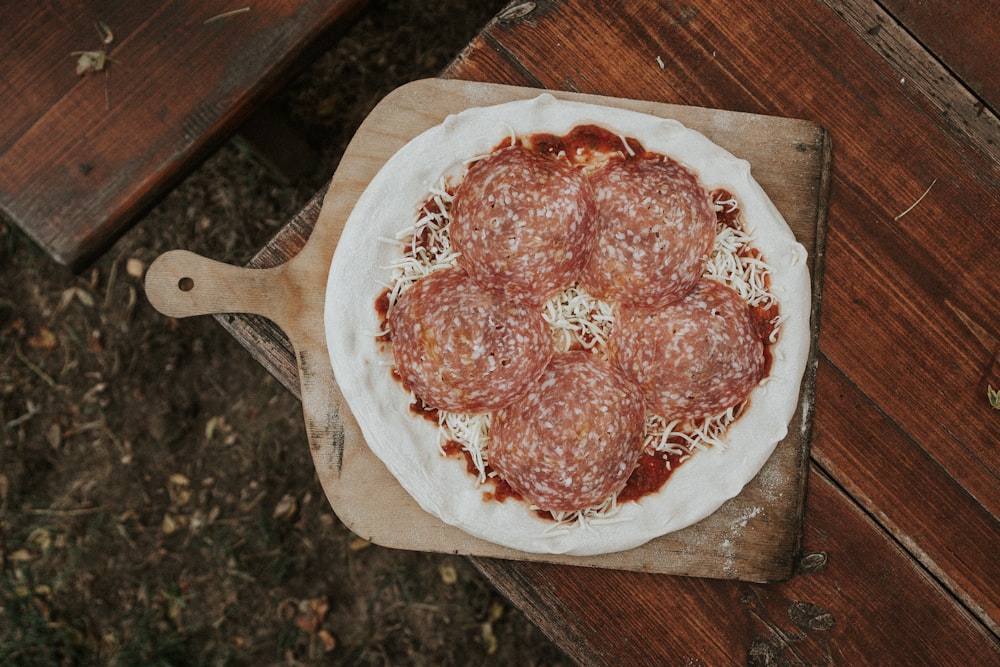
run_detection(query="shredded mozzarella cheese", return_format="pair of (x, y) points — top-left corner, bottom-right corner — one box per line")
(542, 284), (615, 353)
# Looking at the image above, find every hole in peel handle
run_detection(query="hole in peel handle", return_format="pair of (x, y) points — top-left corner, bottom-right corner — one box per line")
(144, 249), (279, 321)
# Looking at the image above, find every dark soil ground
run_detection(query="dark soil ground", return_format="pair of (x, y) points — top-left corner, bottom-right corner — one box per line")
(1, 2), (571, 664)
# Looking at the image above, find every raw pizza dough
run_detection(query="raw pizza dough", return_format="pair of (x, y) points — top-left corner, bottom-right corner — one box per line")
(325, 94), (811, 556)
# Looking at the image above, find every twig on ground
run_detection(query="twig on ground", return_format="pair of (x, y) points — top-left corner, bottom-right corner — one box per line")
(13, 342), (58, 388)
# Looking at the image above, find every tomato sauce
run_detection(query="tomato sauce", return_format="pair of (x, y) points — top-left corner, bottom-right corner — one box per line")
(711, 188), (742, 229)
(409, 399), (438, 424)
(492, 124), (650, 167)
(617, 452), (683, 503)
(374, 288), (391, 329)
(441, 441), (526, 505)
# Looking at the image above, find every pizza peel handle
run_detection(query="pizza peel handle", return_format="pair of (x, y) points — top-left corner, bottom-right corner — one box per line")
(143, 250), (295, 325)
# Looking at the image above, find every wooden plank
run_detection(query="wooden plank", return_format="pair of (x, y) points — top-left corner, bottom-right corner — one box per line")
(812, 356), (1000, 636)
(451, 0), (1000, 553)
(0, 4), (148, 153)
(823, 0), (999, 161)
(875, 0), (999, 111)
(473, 467), (1000, 666)
(0, 0), (365, 268)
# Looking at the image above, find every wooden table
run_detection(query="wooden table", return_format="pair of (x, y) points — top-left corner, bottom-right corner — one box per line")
(0, 0), (365, 269)
(205, 0), (998, 663)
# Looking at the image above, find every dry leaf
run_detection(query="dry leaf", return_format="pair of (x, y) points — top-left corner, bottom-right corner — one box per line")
(73, 50), (108, 75)
(27, 326), (58, 352)
(272, 493), (298, 521)
(126, 257), (146, 279)
(317, 629), (337, 652)
(58, 289), (76, 311)
(29, 528), (53, 554)
(348, 536), (371, 552)
(167, 474), (192, 506)
(59, 287), (94, 309)
(74, 287), (95, 307)
(45, 423), (62, 449)
(480, 622), (498, 655)
(162, 512), (186, 534)
(205, 416), (221, 440)
(165, 592), (185, 620)
(310, 597), (329, 619)
(487, 598), (505, 623)
(9, 549), (35, 562)
(294, 597), (329, 634)
(438, 564), (458, 585)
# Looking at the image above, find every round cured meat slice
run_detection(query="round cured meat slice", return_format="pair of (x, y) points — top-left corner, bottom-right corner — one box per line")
(388, 266), (552, 413)
(580, 155), (715, 308)
(490, 352), (646, 512)
(450, 145), (597, 302)
(610, 279), (766, 420)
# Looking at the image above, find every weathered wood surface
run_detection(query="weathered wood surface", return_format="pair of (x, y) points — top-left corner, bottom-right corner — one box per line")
(876, 0), (998, 110)
(0, 0), (365, 269)
(199, 0), (998, 662)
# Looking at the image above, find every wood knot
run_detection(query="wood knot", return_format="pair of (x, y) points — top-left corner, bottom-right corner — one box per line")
(747, 636), (781, 667)
(798, 550), (828, 574)
(788, 601), (835, 631)
(497, 2), (536, 22)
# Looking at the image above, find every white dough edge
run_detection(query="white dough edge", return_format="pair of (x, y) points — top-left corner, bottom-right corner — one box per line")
(324, 94), (811, 556)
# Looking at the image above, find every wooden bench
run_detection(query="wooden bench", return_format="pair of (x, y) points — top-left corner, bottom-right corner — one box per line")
(0, 0), (366, 270)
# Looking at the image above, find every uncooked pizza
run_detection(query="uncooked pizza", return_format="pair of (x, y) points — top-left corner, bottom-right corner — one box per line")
(325, 94), (810, 556)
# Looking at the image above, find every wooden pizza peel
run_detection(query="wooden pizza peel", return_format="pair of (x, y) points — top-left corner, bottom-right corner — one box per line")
(145, 78), (830, 583)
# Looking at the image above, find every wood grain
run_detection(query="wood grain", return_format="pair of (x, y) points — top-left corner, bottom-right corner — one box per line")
(0, 0), (365, 268)
(874, 0), (999, 111)
(812, 356), (1000, 635)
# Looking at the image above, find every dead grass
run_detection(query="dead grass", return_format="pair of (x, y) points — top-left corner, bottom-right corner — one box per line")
(1, 1), (569, 664)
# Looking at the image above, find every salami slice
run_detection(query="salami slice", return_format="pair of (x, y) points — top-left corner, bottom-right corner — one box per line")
(388, 266), (552, 414)
(580, 155), (715, 308)
(610, 278), (766, 420)
(450, 145), (597, 302)
(490, 352), (646, 512)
